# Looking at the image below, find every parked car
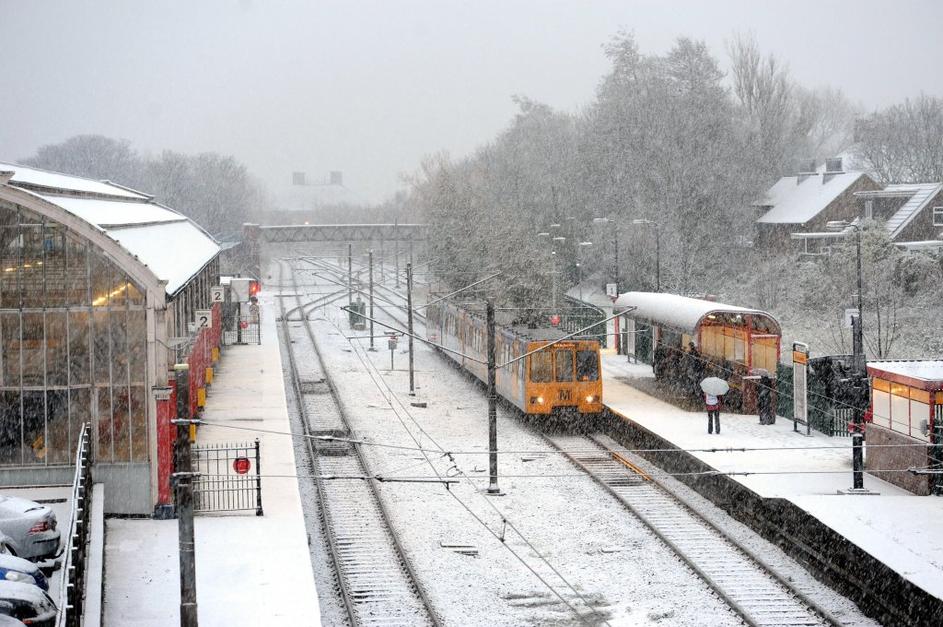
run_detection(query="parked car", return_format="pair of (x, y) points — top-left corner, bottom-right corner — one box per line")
(0, 555), (48, 592)
(0, 497), (60, 561)
(0, 581), (56, 627)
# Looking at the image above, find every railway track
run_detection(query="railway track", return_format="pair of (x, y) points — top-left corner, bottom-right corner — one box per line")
(544, 433), (840, 627)
(290, 253), (844, 626)
(278, 259), (440, 627)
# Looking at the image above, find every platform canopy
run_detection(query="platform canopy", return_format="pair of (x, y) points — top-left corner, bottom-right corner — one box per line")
(614, 291), (780, 335)
(0, 161), (220, 296)
(868, 360), (943, 391)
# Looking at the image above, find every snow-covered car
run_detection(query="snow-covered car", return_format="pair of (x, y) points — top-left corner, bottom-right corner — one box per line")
(0, 497), (60, 561)
(0, 581), (56, 627)
(0, 555), (48, 591)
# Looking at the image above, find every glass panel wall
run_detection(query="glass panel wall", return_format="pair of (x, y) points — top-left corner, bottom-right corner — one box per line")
(0, 201), (148, 466)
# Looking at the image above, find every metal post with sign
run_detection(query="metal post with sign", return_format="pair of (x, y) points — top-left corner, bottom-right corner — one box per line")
(386, 332), (398, 370)
(792, 342), (810, 435)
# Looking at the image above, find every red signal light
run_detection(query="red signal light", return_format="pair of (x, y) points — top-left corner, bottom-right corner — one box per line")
(233, 457), (251, 475)
(249, 280), (261, 296)
(549, 314), (561, 327)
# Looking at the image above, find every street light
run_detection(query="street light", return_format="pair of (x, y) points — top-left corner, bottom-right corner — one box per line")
(593, 216), (621, 295)
(826, 220), (864, 367)
(576, 241), (593, 302)
(826, 219), (868, 492)
(632, 219), (661, 292)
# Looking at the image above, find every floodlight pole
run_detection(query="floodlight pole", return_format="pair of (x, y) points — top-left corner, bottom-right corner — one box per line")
(347, 243), (353, 306)
(368, 250), (376, 351)
(407, 263), (415, 395)
(486, 300), (500, 494)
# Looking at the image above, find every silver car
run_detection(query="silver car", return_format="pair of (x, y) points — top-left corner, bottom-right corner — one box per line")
(0, 497), (60, 561)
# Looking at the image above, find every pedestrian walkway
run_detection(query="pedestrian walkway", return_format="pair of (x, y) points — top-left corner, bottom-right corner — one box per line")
(601, 353), (943, 601)
(103, 291), (320, 625)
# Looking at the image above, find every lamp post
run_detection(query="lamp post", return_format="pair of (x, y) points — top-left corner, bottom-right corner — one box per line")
(552, 236), (566, 310)
(826, 221), (864, 370)
(632, 219), (660, 291)
(592, 217), (620, 294)
(826, 219), (868, 492)
(577, 241), (593, 302)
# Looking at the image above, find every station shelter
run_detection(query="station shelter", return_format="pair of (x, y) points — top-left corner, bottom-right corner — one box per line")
(866, 360), (943, 495)
(0, 163), (222, 514)
(615, 292), (781, 413)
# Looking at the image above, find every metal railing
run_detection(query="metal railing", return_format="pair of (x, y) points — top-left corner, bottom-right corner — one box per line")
(57, 423), (92, 627)
(191, 440), (263, 515)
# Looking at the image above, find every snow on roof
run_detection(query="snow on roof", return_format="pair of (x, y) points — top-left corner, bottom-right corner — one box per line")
(880, 183), (943, 238)
(756, 171), (871, 224)
(868, 360), (943, 384)
(105, 220), (218, 295)
(33, 194), (185, 228)
(2, 163), (219, 296)
(614, 291), (779, 334)
(0, 161), (149, 200)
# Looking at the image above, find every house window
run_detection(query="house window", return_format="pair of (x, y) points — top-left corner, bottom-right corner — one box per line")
(865, 199), (874, 220)
(933, 206), (943, 227)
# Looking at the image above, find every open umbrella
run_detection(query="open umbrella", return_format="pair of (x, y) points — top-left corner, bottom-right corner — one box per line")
(700, 377), (730, 396)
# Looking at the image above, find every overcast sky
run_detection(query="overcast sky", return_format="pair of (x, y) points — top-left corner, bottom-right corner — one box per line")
(2, 0), (942, 203)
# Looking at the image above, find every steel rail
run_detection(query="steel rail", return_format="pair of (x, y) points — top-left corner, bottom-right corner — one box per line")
(280, 259), (441, 627)
(544, 433), (840, 627)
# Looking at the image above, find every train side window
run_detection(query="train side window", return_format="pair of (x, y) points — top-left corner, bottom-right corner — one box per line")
(554, 349), (574, 382)
(576, 350), (599, 381)
(530, 351), (552, 382)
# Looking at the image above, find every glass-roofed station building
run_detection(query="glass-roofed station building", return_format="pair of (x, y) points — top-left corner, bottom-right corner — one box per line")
(0, 162), (220, 513)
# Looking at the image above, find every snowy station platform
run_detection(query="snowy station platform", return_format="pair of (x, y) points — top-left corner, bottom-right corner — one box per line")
(103, 291), (319, 626)
(601, 353), (943, 603)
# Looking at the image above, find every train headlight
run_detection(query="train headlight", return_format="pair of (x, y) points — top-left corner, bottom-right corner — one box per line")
(585, 395), (595, 403)
(536, 396), (544, 404)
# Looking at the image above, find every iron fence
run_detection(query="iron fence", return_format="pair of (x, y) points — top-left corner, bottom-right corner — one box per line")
(192, 440), (263, 515)
(222, 302), (261, 345)
(57, 423), (91, 627)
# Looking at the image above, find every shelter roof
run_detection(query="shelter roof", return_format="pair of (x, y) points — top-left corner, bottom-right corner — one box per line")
(614, 291), (779, 335)
(868, 360), (943, 389)
(756, 171), (873, 224)
(0, 161), (219, 296)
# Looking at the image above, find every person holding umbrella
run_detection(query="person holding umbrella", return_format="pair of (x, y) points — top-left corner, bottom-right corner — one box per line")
(701, 376), (729, 434)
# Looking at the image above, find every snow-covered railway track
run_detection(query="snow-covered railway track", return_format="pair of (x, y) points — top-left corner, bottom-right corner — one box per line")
(545, 433), (839, 627)
(279, 260), (440, 627)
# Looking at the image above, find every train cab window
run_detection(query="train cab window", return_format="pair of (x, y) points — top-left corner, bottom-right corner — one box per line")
(576, 350), (599, 381)
(554, 349), (574, 382)
(530, 351), (552, 382)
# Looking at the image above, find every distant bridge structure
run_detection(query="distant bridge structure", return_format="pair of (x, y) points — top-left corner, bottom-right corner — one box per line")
(253, 223), (428, 243)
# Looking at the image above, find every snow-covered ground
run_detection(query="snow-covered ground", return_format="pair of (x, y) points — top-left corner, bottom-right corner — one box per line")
(102, 292), (320, 626)
(285, 258), (876, 625)
(602, 354), (943, 601)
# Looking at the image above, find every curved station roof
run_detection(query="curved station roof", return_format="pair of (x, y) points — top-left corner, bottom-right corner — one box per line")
(615, 291), (781, 334)
(0, 162), (220, 296)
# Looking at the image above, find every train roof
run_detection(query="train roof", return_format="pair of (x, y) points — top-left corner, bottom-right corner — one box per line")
(614, 291), (780, 335)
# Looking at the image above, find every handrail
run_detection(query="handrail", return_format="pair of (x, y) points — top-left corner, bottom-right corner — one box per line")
(57, 423), (91, 627)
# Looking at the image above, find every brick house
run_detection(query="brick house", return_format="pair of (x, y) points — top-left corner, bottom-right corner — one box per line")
(854, 183), (943, 244)
(754, 157), (880, 251)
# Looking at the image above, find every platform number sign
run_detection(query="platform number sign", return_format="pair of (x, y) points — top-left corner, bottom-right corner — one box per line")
(211, 286), (225, 304)
(195, 309), (213, 330)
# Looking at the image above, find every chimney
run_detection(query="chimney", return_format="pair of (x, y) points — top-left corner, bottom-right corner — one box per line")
(329, 171), (343, 186)
(823, 157), (844, 184)
(797, 159), (817, 184)
(292, 172), (306, 186)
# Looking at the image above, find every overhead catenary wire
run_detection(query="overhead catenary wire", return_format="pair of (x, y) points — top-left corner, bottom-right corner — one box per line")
(287, 259), (604, 626)
(197, 419), (936, 455)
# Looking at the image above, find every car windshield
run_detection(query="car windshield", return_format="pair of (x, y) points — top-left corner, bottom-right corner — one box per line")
(576, 350), (598, 381)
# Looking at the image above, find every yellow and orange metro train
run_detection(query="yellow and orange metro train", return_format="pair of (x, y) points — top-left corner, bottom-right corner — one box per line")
(426, 301), (603, 424)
